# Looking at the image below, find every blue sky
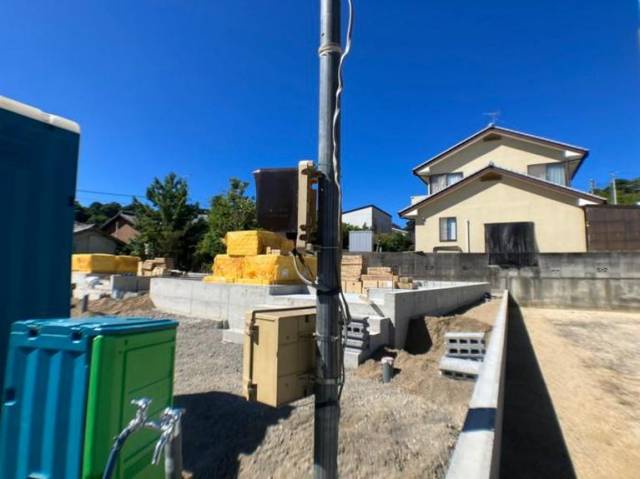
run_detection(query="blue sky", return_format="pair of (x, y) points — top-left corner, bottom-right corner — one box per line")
(1, 1), (639, 223)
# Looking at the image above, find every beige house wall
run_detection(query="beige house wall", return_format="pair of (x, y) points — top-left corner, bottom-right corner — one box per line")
(413, 176), (588, 253)
(418, 137), (567, 180)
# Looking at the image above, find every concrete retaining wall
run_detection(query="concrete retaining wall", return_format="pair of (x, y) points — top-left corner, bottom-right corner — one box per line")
(149, 278), (306, 325)
(353, 252), (640, 311)
(446, 290), (509, 479)
(150, 278), (489, 350)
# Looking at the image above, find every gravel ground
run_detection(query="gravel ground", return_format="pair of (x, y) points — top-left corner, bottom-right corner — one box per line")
(76, 294), (498, 478)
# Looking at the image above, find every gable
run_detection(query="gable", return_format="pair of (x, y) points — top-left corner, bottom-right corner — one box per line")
(421, 136), (567, 177)
(414, 126), (587, 180)
(401, 166), (604, 218)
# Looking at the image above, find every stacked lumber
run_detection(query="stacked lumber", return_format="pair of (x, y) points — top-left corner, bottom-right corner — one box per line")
(361, 266), (398, 290)
(138, 257), (175, 277)
(396, 276), (416, 290)
(341, 255), (366, 294)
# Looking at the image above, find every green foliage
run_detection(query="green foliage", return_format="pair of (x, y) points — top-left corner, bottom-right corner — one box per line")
(74, 201), (124, 225)
(376, 231), (413, 252)
(128, 173), (206, 271)
(198, 178), (257, 263)
(594, 177), (640, 205)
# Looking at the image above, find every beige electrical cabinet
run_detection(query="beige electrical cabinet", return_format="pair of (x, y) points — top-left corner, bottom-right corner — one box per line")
(243, 307), (316, 407)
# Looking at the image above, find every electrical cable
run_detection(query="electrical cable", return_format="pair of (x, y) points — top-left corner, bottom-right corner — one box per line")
(334, 0), (354, 401)
(292, 0), (355, 401)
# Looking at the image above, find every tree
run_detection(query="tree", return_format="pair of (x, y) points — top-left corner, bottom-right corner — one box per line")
(74, 200), (123, 225)
(198, 178), (257, 262)
(376, 231), (413, 252)
(594, 177), (640, 205)
(129, 173), (206, 270)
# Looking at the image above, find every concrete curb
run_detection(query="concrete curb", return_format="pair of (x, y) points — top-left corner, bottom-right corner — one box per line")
(446, 290), (509, 479)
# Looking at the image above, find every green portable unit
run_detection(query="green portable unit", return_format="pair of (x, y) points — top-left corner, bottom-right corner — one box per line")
(82, 320), (178, 479)
(0, 316), (177, 479)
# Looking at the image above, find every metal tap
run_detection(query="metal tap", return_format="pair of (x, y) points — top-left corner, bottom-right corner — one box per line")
(145, 407), (185, 468)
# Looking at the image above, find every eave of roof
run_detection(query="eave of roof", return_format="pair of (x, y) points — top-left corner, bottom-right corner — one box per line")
(342, 204), (392, 218)
(101, 211), (137, 230)
(412, 125), (589, 177)
(399, 165), (606, 218)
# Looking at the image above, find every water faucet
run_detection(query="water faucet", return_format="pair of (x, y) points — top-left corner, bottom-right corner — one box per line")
(145, 407), (185, 466)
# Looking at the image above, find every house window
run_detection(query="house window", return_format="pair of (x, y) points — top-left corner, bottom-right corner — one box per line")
(527, 163), (566, 185)
(430, 173), (463, 194)
(439, 217), (457, 241)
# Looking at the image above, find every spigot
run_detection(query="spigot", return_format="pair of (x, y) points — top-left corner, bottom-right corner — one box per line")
(147, 407), (186, 466)
(131, 398), (151, 425)
(151, 428), (172, 465)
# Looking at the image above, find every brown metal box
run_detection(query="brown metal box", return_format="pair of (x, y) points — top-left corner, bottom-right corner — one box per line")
(243, 307), (316, 407)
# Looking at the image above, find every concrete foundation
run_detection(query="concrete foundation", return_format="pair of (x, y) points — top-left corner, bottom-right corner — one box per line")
(72, 272), (150, 300)
(150, 278), (490, 363)
(149, 277), (306, 329)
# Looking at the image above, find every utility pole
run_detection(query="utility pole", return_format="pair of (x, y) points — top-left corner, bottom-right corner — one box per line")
(315, 1), (342, 478)
(589, 178), (596, 194)
(611, 173), (618, 205)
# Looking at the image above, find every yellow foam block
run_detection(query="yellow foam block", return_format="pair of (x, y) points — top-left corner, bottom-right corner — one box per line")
(240, 255), (317, 285)
(212, 254), (244, 279)
(203, 275), (234, 284)
(225, 230), (293, 256)
(72, 254), (117, 273)
(114, 255), (140, 274)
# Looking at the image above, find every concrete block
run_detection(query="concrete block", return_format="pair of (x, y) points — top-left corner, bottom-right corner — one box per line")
(439, 357), (482, 378)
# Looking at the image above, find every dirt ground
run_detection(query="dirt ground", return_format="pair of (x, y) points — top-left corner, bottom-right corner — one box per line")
(501, 305), (640, 479)
(76, 294), (498, 478)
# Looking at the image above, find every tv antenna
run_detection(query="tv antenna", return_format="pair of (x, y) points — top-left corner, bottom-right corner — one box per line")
(483, 111), (501, 126)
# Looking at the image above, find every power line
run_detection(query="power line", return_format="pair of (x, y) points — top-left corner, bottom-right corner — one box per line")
(76, 188), (145, 198)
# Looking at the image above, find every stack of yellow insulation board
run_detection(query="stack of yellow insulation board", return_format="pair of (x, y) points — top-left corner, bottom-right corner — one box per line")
(203, 230), (316, 285)
(72, 254), (116, 273)
(72, 254), (140, 274)
(242, 255), (317, 285)
(114, 255), (140, 274)
(225, 231), (294, 256)
(204, 255), (244, 284)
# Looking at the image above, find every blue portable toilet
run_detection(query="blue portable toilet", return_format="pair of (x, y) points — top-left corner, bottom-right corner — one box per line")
(0, 97), (80, 390)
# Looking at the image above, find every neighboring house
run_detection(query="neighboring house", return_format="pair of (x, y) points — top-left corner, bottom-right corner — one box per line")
(101, 211), (139, 244)
(342, 205), (392, 233)
(73, 222), (123, 254)
(400, 125), (606, 255)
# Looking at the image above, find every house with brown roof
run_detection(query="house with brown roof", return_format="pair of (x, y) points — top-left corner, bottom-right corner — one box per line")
(399, 125), (606, 255)
(101, 211), (139, 244)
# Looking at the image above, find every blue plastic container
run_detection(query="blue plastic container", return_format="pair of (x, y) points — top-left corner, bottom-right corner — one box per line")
(0, 317), (177, 479)
(0, 97), (80, 391)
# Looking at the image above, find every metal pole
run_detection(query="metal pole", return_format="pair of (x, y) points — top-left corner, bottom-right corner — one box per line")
(611, 173), (618, 205)
(315, 1), (341, 478)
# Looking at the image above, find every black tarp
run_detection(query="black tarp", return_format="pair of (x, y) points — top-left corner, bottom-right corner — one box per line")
(484, 222), (538, 267)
